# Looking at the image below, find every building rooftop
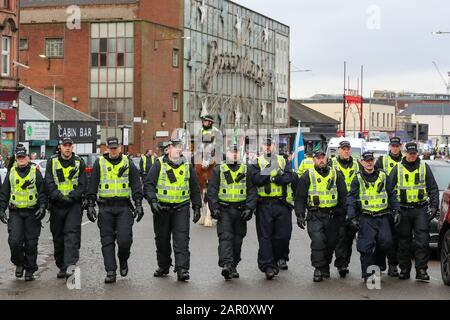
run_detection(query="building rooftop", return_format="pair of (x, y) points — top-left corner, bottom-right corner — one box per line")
(21, 0), (137, 7)
(399, 103), (450, 116)
(290, 100), (340, 124)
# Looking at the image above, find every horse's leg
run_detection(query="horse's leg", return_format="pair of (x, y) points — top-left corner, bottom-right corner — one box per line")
(198, 190), (206, 225)
(203, 180), (214, 227)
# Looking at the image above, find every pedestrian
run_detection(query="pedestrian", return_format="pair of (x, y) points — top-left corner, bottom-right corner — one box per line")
(0, 146), (47, 281)
(144, 138), (202, 282)
(332, 140), (361, 277)
(86, 137), (144, 283)
(250, 137), (295, 279)
(207, 144), (257, 280)
(295, 149), (347, 282)
(45, 137), (87, 279)
(388, 142), (440, 281)
(346, 151), (400, 282)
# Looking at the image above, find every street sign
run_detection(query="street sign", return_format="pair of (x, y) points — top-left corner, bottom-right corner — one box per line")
(25, 122), (50, 141)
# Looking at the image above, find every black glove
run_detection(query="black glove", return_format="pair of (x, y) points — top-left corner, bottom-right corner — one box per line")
(241, 209), (253, 221)
(428, 208), (440, 222)
(150, 200), (163, 215)
(193, 207), (201, 224)
(0, 209), (7, 224)
(347, 216), (359, 232)
(35, 206), (46, 221)
(87, 200), (97, 223)
(270, 175), (283, 185)
(392, 210), (401, 227)
(297, 216), (306, 229)
(135, 200), (144, 222)
(211, 209), (221, 220)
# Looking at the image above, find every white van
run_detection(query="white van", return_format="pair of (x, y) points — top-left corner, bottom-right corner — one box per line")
(326, 137), (367, 160)
(365, 141), (389, 160)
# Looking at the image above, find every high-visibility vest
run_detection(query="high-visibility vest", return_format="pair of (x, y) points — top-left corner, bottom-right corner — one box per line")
(218, 163), (247, 203)
(382, 155), (400, 176)
(10, 165), (38, 208)
(51, 156), (80, 196)
(298, 157), (314, 177)
(332, 157), (359, 191)
(141, 155), (155, 175)
(257, 155), (286, 198)
(307, 167), (338, 208)
(156, 161), (190, 204)
(201, 126), (219, 143)
(357, 171), (388, 212)
(396, 161), (428, 204)
(98, 156), (130, 198)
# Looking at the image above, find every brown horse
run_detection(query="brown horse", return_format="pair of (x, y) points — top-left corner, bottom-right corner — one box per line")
(194, 143), (216, 227)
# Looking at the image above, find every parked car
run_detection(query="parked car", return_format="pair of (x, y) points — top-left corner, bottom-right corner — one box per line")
(31, 159), (47, 178)
(437, 176), (450, 285)
(365, 141), (389, 160)
(326, 137), (367, 160)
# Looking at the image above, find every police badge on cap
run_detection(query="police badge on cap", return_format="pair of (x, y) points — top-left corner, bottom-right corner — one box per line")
(405, 142), (418, 153)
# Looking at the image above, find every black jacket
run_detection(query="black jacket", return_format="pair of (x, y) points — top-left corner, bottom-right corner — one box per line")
(143, 155), (202, 209)
(87, 153), (143, 203)
(0, 163), (47, 211)
(207, 163), (257, 212)
(346, 168), (399, 219)
(388, 158), (439, 210)
(45, 153), (87, 203)
(294, 165), (347, 219)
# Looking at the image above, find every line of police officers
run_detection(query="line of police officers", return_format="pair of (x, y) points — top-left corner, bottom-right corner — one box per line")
(0, 133), (440, 284)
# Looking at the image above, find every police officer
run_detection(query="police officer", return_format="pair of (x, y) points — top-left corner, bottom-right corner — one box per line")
(200, 114), (221, 144)
(388, 142), (440, 281)
(139, 149), (156, 180)
(374, 136), (403, 276)
(144, 138), (202, 282)
(207, 144), (257, 280)
(295, 149), (347, 282)
(297, 151), (314, 177)
(332, 140), (361, 277)
(0, 146), (47, 281)
(86, 137), (144, 284)
(250, 137), (295, 280)
(346, 151), (400, 281)
(45, 137), (87, 279)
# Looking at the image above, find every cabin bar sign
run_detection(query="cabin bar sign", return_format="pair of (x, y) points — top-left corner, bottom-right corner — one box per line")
(53, 122), (97, 143)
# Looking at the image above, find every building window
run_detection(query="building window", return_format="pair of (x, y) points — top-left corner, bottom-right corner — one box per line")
(172, 48), (179, 68)
(3, 0), (9, 9)
(90, 98), (133, 127)
(391, 114), (394, 129)
(172, 93), (179, 112)
(45, 38), (64, 58)
(19, 38), (28, 51)
(371, 112), (374, 127)
(377, 113), (379, 127)
(1, 36), (10, 77)
(382, 113), (385, 127)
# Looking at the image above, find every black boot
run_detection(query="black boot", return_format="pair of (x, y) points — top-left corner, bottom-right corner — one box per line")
(120, 260), (128, 277)
(25, 270), (35, 282)
(388, 265), (399, 277)
(338, 266), (349, 278)
(15, 266), (24, 278)
(231, 266), (239, 279)
(313, 268), (323, 282)
(177, 269), (190, 282)
(415, 269), (430, 282)
(398, 270), (410, 280)
(322, 268), (330, 279)
(57, 269), (66, 279)
(277, 259), (288, 270)
(153, 267), (170, 277)
(104, 271), (116, 284)
(221, 264), (232, 280)
(265, 267), (275, 280)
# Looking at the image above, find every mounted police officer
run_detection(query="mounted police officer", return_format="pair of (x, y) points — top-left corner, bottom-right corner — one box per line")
(0, 146), (47, 281)
(139, 149), (156, 180)
(332, 140), (361, 277)
(346, 151), (400, 282)
(250, 137), (295, 280)
(295, 149), (347, 282)
(144, 138), (202, 282)
(45, 137), (87, 279)
(86, 137), (144, 284)
(374, 136), (403, 277)
(207, 143), (257, 280)
(388, 142), (440, 281)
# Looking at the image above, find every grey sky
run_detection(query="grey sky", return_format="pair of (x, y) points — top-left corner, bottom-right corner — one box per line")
(236, 0), (450, 98)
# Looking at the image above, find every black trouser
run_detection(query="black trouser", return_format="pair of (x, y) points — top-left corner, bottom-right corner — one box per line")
(374, 215), (399, 268)
(153, 203), (190, 272)
(335, 222), (357, 268)
(357, 213), (393, 278)
(397, 206), (430, 272)
(306, 210), (342, 272)
(50, 202), (82, 270)
(217, 205), (247, 268)
(255, 200), (292, 272)
(98, 203), (134, 272)
(7, 208), (42, 272)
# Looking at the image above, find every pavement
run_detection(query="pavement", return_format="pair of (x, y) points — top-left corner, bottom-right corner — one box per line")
(0, 203), (448, 300)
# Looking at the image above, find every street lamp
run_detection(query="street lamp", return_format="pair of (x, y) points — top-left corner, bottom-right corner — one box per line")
(433, 31), (450, 35)
(154, 36), (191, 50)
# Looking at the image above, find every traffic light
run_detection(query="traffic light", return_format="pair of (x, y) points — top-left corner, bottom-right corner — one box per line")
(406, 123), (428, 141)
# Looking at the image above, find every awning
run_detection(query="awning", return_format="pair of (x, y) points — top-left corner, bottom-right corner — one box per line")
(302, 133), (323, 141)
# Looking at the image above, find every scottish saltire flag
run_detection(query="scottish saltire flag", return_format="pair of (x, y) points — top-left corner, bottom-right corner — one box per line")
(292, 122), (305, 171)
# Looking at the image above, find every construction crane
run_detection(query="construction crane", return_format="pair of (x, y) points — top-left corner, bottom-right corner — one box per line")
(432, 61), (450, 94)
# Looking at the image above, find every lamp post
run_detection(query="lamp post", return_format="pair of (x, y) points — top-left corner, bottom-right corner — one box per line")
(119, 125), (132, 155)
